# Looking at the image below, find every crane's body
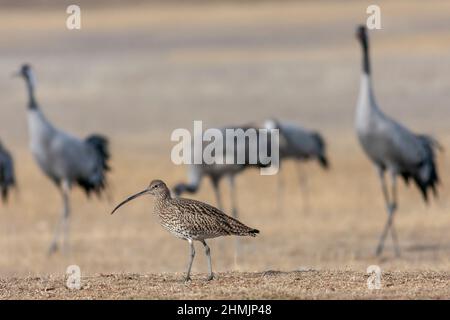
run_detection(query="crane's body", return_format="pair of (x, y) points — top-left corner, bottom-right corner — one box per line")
(28, 109), (108, 192)
(16, 64), (110, 254)
(112, 180), (259, 281)
(264, 119), (328, 211)
(0, 141), (15, 202)
(355, 26), (440, 256)
(268, 120), (328, 168)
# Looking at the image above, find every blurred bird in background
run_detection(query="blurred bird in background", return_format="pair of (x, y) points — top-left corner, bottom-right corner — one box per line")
(173, 123), (273, 220)
(264, 118), (329, 212)
(0, 140), (16, 203)
(355, 25), (441, 256)
(15, 64), (111, 255)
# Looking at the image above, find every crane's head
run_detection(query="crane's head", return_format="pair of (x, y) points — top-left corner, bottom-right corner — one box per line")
(356, 25), (368, 48)
(14, 64), (36, 87)
(111, 179), (170, 215)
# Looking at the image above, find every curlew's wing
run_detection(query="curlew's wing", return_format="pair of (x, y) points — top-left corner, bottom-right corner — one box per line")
(174, 197), (259, 238)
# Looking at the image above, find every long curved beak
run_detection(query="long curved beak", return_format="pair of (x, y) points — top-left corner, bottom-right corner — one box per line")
(11, 71), (20, 78)
(111, 189), (149, 215)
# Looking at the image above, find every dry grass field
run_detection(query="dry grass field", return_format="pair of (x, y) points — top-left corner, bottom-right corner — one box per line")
(0, 0), (450, 299)
(3, 270), (450, 299)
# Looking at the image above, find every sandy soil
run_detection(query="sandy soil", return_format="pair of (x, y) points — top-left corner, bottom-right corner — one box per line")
(0, 0), (450, 299)
(2, 270), (450, 299)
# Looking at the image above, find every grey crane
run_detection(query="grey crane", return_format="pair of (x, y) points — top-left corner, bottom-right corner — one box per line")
(0, 140), (16, 203)
(265, 119), (328, 169)
(355, 26), (440, 256)
(111, 179), (259, 281)
(15, 64), (111, 255)
(264, 118), (328, 210)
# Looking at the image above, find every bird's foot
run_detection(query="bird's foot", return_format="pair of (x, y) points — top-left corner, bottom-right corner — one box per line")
(47, 243), (59, 256)
(184, 276), (192, 283)
(206, 273), (215, 281)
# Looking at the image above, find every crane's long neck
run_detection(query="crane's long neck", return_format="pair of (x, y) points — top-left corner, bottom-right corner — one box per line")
(356, 30), (384, 132)
(361, 38), (370, 75)
(24, 75), (56, 144)
(25, 76), (38, 110)
(357, 33), (377, 112)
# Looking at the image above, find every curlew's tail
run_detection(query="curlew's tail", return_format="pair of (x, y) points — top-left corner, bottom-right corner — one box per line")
(217, 211), (260, 237)
(233, 226), (259, 237)
(229, 219), (260, 237)
(77, 134), (111, 197)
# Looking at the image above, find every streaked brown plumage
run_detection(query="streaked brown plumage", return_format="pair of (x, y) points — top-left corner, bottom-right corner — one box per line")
(111, 179), (259, 281)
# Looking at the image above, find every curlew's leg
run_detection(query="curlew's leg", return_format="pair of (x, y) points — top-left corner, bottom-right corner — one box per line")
(375, 169), (399, 257)
(48, 181), (71, 256)
(201, 240), (214, 281)
(185, 239), (195, 282)
(211, 178), (223, 211)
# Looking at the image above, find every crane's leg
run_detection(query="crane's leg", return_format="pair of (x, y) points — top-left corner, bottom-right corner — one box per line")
(211, 177), (229, 266)
(48, 181), (70, 256)
(375, 170), (399, 257)
(61, 181), (71, 255)
(201, 240), (214, 281)
(228, 175), (240, 268)
(185, 239), (195, 282)
(210, 178), (223, 211)
(229, 175), (238, 219)
(277, 170), (284, 213)
(389, 173), (400, 257)
(296, 162), (310, 213)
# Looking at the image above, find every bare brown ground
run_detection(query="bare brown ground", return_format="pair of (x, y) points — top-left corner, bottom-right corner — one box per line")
(1, 1), (450, 299)
(2, 270), (450, 299)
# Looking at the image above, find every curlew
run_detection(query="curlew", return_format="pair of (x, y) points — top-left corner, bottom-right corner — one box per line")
(14, 64), (111, 255)
(111, 179), (259, 281)
(355, 25), (441, 256)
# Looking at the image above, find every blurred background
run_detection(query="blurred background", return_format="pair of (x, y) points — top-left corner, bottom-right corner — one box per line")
(0, 0), (449, 276)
